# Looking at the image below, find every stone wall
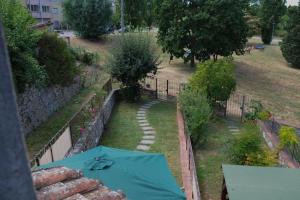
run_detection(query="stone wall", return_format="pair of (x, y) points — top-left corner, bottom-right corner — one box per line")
(17, 77), (82, 136)
(67, 89), (118, 156)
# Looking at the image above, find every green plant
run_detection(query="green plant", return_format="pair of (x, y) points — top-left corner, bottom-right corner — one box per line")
(157, 0), (248, 66)
(107, 33), (160, 101)
(38, 33), (78, 86)
(258, 110), (272, 121)
(0, 0), (46, 92)
(189, 59), (236, 104)
(279, 126), (299, 160)
(281, 5), (300, 69)
(260, 0), (286, 44)
(64, 0), (112, 38)
(245, 100), (263, 120)
(228, 124), (276, 166)
(71, 47), (99, 65)
(179, 88), (212, 146)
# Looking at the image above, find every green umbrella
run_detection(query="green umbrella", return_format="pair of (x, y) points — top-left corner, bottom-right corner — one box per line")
(40, 146), (186, 200)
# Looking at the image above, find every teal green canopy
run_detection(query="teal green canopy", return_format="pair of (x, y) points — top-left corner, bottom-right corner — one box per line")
(40, 146), (186, 200)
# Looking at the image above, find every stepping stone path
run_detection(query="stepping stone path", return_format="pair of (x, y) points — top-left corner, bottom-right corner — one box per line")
(226, 120), (241, 135)
(136, 100), (159, 151)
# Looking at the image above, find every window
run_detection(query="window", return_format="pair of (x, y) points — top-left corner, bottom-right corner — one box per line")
(30, 5), (39, 12)
(42, 6), (50, 13)
(52, 8), (59, 14)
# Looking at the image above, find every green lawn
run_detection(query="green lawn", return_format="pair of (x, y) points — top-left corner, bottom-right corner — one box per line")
(26, 79), (108, 159)
(195, 119), (234, 200)
(101, 99), (182, 185)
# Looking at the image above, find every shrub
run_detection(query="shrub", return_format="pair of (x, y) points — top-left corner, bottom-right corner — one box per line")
(257, 110), (271, 121)
(279, 126), (299, 160)
(189, 59), (236, 105)
(38, 33), (78, 86)
(179, 88), (212, 146)
(0, 0), (46, 92)
(228, 124), (276, 166)
(281, 25), (300, 68)
(70, 47), (99, 65)
(107, 33), (160, 101)
(64, 0), (112, 38)
(245, 100), (263, 121)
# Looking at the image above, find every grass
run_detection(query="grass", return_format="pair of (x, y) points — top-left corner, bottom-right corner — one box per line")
(26, 79), (108, 159)
(195, 119), (234, 200)
(234, 39), (300, 126)
(101, 99), (182, 185)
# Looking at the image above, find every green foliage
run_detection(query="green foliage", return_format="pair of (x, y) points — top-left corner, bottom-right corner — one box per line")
(280, 5), (300, 68)
(70, 47), (99, 65)
(260, 0), (286, 44)
(279, 126), (300, 162)
(179, 88), (212, 146)
(0, 0), (46, 92)
(157, 0), (248, 66)
(257, 110), (271, 121)
(245, 100), (263, 120)
(38, 33), (78, 86)
(107, 33), (159, 101)
(64, 0), (112, 38)
(228, 124), (276, 166)
(189, 59), (236, 104)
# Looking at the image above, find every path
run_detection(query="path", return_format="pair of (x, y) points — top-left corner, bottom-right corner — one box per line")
(225, 120), (241, 135)
(136, 100), (159, 151)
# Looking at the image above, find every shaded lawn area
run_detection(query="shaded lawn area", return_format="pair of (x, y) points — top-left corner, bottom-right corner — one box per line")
(26, 79), (108, 159)
(195, 119), (234, 200)
(101, 100), (182, 185)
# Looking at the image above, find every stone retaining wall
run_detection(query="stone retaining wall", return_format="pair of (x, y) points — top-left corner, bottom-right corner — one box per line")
(67, 89), (118, 156)
(18, 77), (82, 136)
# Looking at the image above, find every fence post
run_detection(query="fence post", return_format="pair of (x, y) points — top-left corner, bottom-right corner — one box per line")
(166, 80), (169, 96)
(240, 95), (246, 122)
(155, 78), (158, 99)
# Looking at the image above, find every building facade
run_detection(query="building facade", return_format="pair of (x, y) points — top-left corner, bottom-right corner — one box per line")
(23, 0), (64, 29)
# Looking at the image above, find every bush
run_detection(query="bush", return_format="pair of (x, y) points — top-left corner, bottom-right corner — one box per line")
(228, 124), (276, 166)
(189, 58), (236, 105)
(38, 33), (78, 86)
(281, 25), (300, 69)
(245, 100), (263, 121)
(279, 126), (299, 160)
(70, 47), (99, 65)
(64, 0), (112, 38)
(257, 110), (271, 121)
(179, 88), (212, 146)
(261, 26), (273, 45)
(107, 33), (160, 101)
(0, 0), (46, 92)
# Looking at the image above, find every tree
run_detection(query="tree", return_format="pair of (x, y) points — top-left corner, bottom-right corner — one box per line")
(64, 0), (112, 38)
(280, 5), (300, 68)
(189, 59), (236, 104)
(107, 33), (159, 101)
(260, 0), (286, 44)
(157, 0), (248, 67)
(0, 0), (46, 92)
(38, 33), (78, 86)
(178, 88), (211, 146)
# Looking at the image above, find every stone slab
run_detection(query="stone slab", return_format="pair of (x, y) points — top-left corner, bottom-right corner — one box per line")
(143, 131), (156, 135)
(139, 123), (150, 127)
(138, 120), (148, 123)
(142, 127), (153, 131)
(140, 140), (155, 145)
(136, 116), (146, 120)
(136, 145), (150, 151)
(137, 111), (146, 114)
(137, 114), (146, 117)
(143, 135), (155, 140)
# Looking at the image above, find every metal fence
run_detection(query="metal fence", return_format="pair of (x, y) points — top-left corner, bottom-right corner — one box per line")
(142, 76), (184, 100)
(30, 78), (112, 167)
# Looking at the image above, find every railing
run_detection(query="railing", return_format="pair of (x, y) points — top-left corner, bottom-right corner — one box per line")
(142, 76), (184, 100)
(30, 78), (113, 167)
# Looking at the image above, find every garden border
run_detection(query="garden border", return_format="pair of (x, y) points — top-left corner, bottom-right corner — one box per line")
(177, 105), (201, 200)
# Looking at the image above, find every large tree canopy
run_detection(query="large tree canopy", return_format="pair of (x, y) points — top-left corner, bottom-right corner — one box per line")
(281, 4), (300, 68)
(64, 0), (112, 38)
(157, 0), (249, 66)
(260, 0), (286, 44)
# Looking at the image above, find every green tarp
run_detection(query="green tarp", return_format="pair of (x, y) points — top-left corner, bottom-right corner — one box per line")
(223, 164), (300, 200)
(40, 146), (186, 200)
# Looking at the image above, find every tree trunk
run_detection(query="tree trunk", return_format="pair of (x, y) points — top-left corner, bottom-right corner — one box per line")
(190, 53), (195, 67)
